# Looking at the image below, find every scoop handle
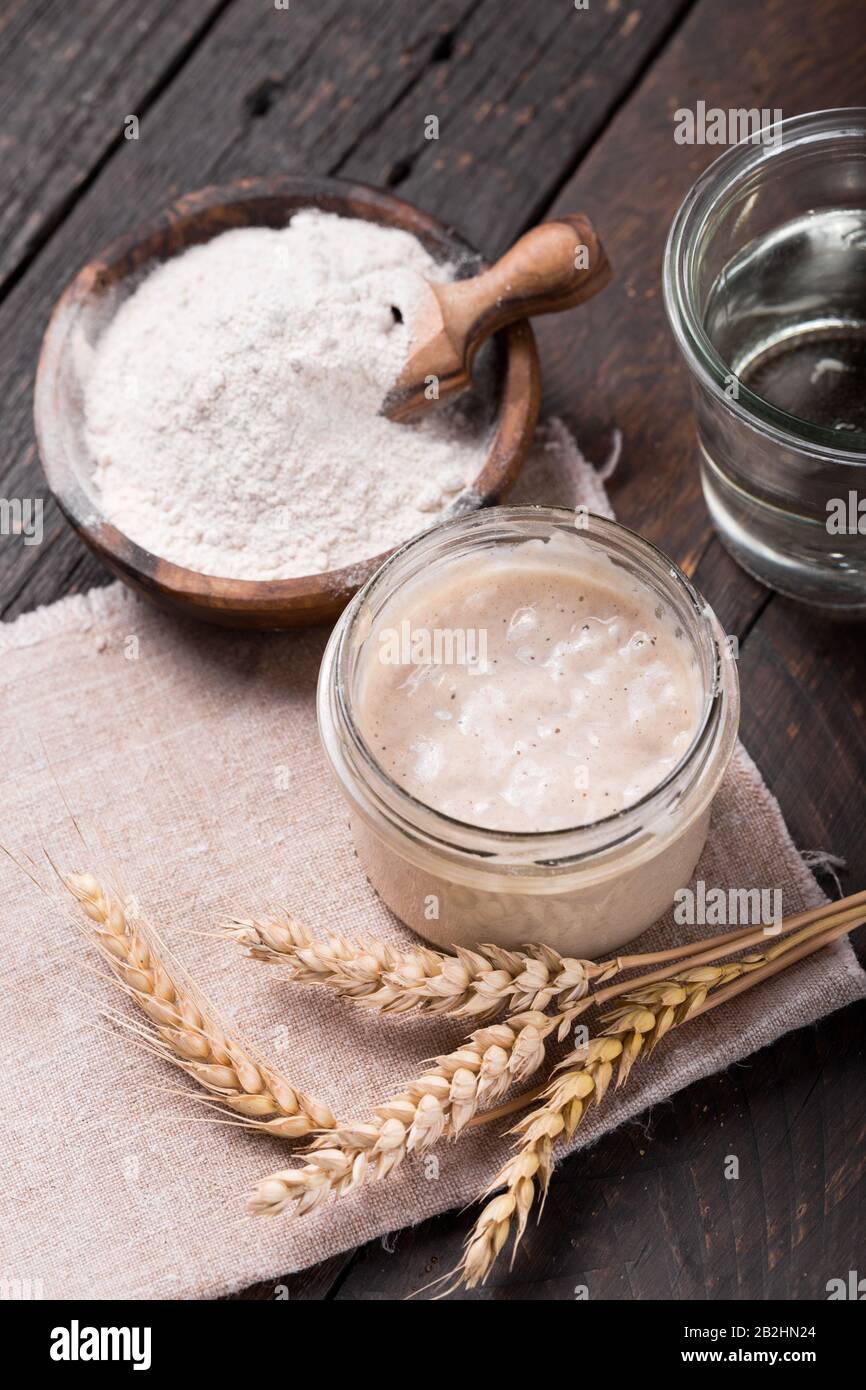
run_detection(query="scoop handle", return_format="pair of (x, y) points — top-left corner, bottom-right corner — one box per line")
(437, 213), (611, 354)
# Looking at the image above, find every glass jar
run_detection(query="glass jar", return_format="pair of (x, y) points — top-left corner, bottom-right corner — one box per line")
(317, 507), (739, 958)
(664, 108), (866, 612)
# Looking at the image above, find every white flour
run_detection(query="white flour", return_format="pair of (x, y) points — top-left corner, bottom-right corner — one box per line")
(84, 211), (487, 579)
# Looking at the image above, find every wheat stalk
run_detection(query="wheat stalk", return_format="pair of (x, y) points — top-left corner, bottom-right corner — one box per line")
(448, 913), (862, 1291)
(66, 873), (335, 1138)
(248, 1008), (560, 1216)
(226, 912), (610, 1019)
(226, 889), (866, 1025)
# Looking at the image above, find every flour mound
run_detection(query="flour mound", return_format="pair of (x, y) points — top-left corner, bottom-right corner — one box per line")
(84, 211), (487, 579)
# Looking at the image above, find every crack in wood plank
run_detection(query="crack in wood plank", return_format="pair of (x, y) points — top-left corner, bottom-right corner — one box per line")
(0, 0), (236, 306)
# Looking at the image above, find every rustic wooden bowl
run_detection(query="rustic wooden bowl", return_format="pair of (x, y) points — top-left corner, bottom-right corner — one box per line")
(34, 176), (541, 629)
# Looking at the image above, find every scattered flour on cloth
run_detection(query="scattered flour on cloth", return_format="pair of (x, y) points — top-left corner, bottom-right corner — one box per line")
(83, 211), (488, 580)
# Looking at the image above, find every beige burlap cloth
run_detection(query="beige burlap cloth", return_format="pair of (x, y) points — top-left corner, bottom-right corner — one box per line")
(1, 422), (863, 1300)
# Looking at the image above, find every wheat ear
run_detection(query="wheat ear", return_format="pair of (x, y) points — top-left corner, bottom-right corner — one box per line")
(226, 912), (607, 1020)
(247, 1008), (563, 1216)
(66, 873), (335, 1138)
(226, 890), (866, 1023)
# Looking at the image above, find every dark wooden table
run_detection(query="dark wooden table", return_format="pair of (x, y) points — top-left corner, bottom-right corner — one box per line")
(2, 0), (863, 1301)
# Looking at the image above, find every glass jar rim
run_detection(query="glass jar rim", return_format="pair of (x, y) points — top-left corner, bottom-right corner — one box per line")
(663, 106), (866, 460)
(322, 506), (737, 867)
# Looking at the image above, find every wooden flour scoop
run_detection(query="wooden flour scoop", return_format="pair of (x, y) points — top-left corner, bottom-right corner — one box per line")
(382, 213), (611, 424)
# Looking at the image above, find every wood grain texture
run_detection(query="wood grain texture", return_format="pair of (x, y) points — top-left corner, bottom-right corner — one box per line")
(337, 0), (695, 255)
(738, 596), (866, 884)
(0, 0), (230, 294)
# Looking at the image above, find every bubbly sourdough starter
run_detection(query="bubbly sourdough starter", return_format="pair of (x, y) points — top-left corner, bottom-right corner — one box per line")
(356, 539), (704, 833)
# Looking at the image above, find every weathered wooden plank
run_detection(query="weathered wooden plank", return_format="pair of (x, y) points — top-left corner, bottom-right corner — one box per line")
(0, 0), (231, 294)
(689, 535), (770, 642)
(738, 596), (866, 892)
(338, 0), (693, 256)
